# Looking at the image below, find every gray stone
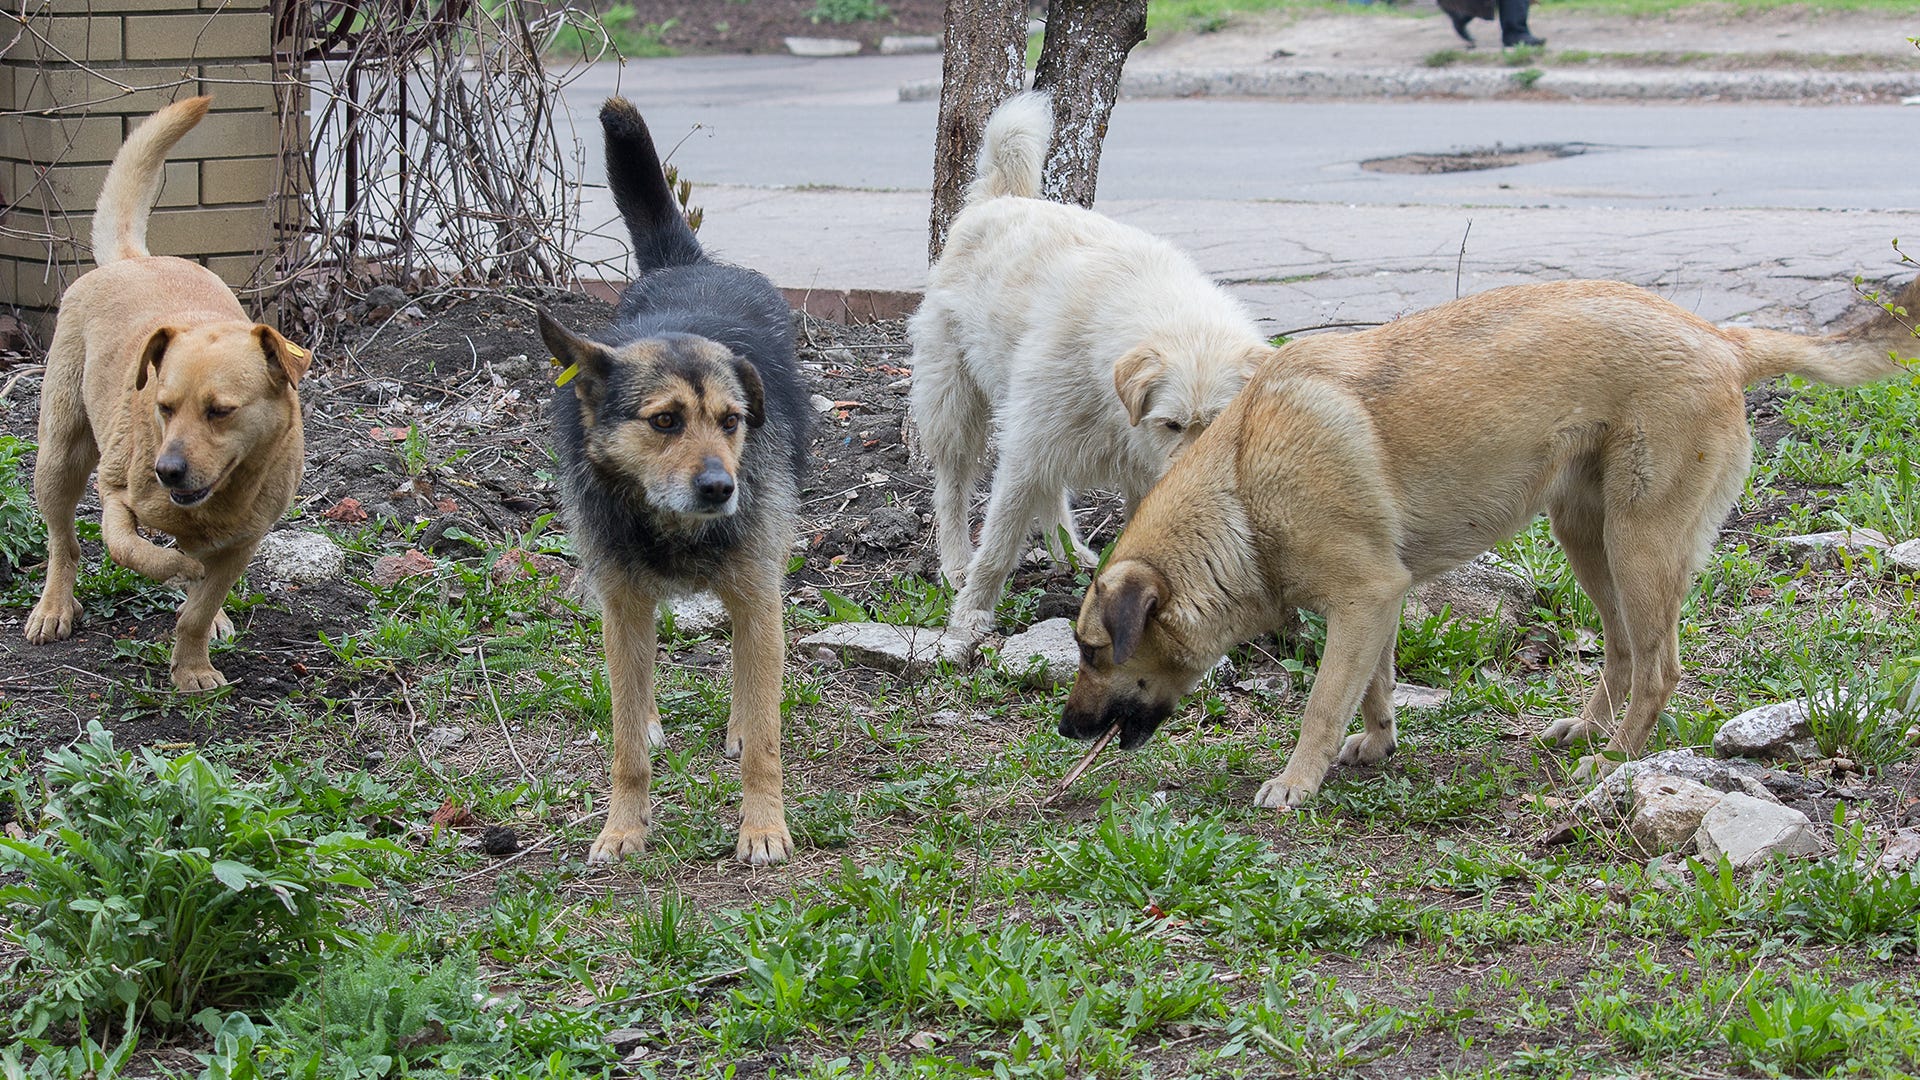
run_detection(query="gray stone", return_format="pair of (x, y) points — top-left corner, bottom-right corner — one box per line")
(798, 622), (976, 677)
(660, 593), (728, 636)
(878, 34), (940, 54)
(251, 530), (347, 586)
(1694, 793), (1822, 869)
(995, 618), (1079, 688)
(1391, 683), (1450, 711)
(1714, 700), (1817, 761)
(1572, 748), (1776, 825)
(422, 725), (467, 754)
(785, 36), (860, 57)
(1890, 539), (1920, 574)
(1774, 527), (1891, 567)
(1626, 773), (1727, 854)
(1406, 554), (1535, 634)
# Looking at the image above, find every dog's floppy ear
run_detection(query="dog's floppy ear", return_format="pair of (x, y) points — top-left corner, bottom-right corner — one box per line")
(1101, 562), (1165, 666)
(1113, 346), (1164, 427)
(538, 309), (613, 413)
(255, 325), (312, 386)
(732, 355), (767, 428)
(134, 326), (175, 391)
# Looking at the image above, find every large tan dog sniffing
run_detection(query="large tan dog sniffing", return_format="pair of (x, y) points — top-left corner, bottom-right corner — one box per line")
(911, 92), (1269, 635)
(24, 96), (310, 690)
(1063, 277), (1917, 806)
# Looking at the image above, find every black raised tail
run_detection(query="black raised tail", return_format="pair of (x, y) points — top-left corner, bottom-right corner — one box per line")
(601, 97), (704, 274)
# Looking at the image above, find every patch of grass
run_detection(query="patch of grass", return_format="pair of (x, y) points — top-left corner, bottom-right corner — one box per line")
(1510, 66), (1545, 88)
(547, 4), (676, 59)
(808, 0), (891, 25)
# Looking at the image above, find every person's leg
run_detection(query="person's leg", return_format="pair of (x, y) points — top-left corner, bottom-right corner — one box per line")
(1497, 0), (1544, 47)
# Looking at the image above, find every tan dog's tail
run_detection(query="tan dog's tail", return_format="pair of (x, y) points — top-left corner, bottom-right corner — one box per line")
(965, 91), (1051, 205)
(91, 95), (211, 266)
(1736, 275), (1919, 387)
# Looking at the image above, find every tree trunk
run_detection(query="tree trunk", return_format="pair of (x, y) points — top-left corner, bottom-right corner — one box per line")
(1032, 0), (1148, 208)
(927, 0), (1028, 263)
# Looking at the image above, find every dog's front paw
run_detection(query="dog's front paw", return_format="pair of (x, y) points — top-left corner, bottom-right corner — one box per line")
(588, 819), (651, 864)
(1570, 753), (1620, 783)
(1538, 717), (1602, 746)
(171, 663), (229, 693)
(24, 598), (82, 644)
(736, 820), (793, 865)
(1253, 772), (1321, 810)
(948, 607), (994, 637)
(1337, 729), (1397, 766)
(208, 609), (236, 643)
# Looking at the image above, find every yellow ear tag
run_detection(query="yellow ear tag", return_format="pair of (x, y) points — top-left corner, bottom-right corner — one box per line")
(554, 360), (579, 387)
(284, 341), (310, 359)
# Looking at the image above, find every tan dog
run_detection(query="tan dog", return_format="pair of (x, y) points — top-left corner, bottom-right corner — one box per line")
(1063, 277), (1917, 806)
(25, 96), (310, 691)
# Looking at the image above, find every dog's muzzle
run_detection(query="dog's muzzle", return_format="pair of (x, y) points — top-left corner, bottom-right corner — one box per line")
(1059, 694), (1174, 750)
(155, 450), (213, 506)
(691, 457), (737, 514)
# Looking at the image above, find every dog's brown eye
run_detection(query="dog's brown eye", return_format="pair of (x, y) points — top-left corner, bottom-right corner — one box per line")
(650, 412), (681, 433)
(1162, 419), (1184, 433)
(720, 413), (742, 433)
(206, 405), (236, 420)
(157, 404), (175, 419)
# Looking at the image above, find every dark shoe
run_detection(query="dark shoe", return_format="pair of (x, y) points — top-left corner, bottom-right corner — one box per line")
(1502, 32), (1546, 47)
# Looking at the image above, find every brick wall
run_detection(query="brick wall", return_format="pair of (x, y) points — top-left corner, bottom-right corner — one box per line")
(0, 0), (302, 332)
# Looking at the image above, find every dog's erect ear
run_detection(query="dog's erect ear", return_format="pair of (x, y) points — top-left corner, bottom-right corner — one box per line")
(732, 355), (767, 428)
(538, 309), (612, 411)
(1102, 562), (1165, 666)
(1113, 346), (1164, 427)
(134, 327), (175, 391)
(255, 325), (312, 386)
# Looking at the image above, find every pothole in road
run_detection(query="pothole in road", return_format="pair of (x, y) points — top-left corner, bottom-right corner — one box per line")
(1361, 143), (1588, 174)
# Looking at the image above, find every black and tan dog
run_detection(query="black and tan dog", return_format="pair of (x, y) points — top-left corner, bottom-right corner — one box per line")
(1063, 276), (1917, 807)
(25, 96), (310, 690)
(541, 98), (807, 865)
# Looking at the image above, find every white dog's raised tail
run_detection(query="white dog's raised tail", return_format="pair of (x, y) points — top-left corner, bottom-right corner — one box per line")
(966, 92), (1051, 205)
(91, 95), (210, 267)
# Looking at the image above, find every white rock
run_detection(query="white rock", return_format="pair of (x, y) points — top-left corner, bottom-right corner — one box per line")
(251, 530), (347, 586)
(1775, 527), (1891, 567)
(1714, 699), (1816, 761)
(1694, 793), (1821, 869)
(798, 622), (977, 677)
(1876, 827), (1920, 874)
(1889, 539), (1920, 574)
(1626, 773), (1727, 854)
(879, 34), (940, 54)
(785, 36), (860, 57)
(1571, 748), (1775, 824)
(1392, 683), (1450, 710)
(660, 593), (728, 636)
(809, 393), (837, 414)
(995, 618), (1079, 688)
(422, 725), (467, 753)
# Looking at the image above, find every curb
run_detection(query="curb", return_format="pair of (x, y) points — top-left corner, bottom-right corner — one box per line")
(899, 66), (1920, 103)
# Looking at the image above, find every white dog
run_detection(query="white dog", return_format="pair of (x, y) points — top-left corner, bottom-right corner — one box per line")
(910, 91), (1270, 634)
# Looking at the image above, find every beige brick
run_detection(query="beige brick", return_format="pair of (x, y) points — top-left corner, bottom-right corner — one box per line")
(145, 205), (274, 255)
(20, 13), (124, 63)
(6, 257), (80, 308)
(202, 0), (274, 10)
(123, 12), (272, 61)
(0, 113), (125, 164)
(197, 156), (275, 205)
(0, 258), (15, 309)
(197, 62), (293, 111)
(0, 214), (87, 261)
(51, 0), (205, 13)
(14, 64), (195, 117)
(8, 159), (197, 214)
(202, 251), (272, 286)
(172, 110), (282, 160)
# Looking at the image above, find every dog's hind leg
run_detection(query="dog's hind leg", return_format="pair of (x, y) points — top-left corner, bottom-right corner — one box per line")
(1540, 492), (1633, 748)
(1337, 635), (1400, 766)
(909, 331), (989, 588)
(715, 567), (793, 865)
(1257, 584), (1406, 808)
(590, 581), (661, 864)
(24, 350), (97, 644)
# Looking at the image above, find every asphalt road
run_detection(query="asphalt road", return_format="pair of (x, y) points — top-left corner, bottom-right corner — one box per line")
(558, 55), (1918, 213)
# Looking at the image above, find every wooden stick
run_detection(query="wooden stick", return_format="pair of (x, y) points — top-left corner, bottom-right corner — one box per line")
(1045, 724), (1119, 804)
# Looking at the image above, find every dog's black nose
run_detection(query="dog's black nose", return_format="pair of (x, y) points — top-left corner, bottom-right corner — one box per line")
(694, 458), (735, 504)
(154, 452), (189, 488)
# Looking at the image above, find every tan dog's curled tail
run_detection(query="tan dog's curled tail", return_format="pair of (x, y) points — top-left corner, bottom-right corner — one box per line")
(91, 95), (211, 266)
(1735, 274), (1920, 387)
(965, 91), (1051, 205)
